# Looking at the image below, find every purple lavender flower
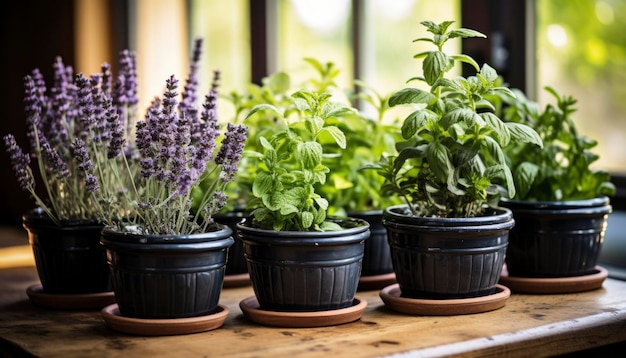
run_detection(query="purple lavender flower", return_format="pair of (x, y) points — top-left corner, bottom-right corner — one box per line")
(215, 123), (248, 183)
(106, 103), (125, 159)
(85, 173), (100, 192)
(3, 134), (34, 191)
(71, 138), (94, 172)
(42, 141), (70, 180)
(100, 62), (112, 96)
(75, 73), (96, 138)
(179, 38), (203, 122)
(22, 73), (45, 153)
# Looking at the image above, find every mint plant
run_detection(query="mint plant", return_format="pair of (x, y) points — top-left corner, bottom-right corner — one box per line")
(321, 79), (403, 216)
(244, 89), (354, 231)
(500, 86), (615, 201)
(370, 20), (543, 218)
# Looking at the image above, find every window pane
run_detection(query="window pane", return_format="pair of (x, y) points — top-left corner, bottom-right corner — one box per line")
(368, 0), (460, 96)
(278, 0), (353, 88)
(537, 0), (626, 173)
(189, 0), (250, 119)
(278, 0), (460, 114)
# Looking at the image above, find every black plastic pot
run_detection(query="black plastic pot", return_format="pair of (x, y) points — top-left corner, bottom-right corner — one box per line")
(22, 208), (111, 294)
(500, 197), (612, 278)
(100, 225), (233, 319)
(383, 205), (514, 299)
(214, 210), (248, 276)
(349, 211), (393, 277)
(237, 218), (370, 312)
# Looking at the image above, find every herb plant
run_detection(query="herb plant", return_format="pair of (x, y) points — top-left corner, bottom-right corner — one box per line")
(321, 79), (403, 216)
(371, 20), (543, 218)
(500, 86), (615, 201)
(244, 89), (354, 231)
(5, 39), (248, 235)
(4, 50), (139, 226)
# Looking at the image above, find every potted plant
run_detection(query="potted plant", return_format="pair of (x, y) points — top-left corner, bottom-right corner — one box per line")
(370, 20), (542, 309)
(2, 50), (141, 306)
(236, 88), (370, 327)
(497, 86), (614, 287)
(320, 72), (404, 290)
(217, 59), (403, 291)
(91, 40), (247, 330)
(191, 67), (295, 287)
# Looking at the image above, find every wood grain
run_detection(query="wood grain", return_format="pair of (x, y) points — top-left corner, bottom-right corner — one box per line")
(1, 264), (625, 357)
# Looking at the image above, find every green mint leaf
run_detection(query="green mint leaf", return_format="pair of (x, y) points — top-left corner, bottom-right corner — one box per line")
(505, 122), (543, 148)
(321, 125), (346, 149)
(389, 87), (435, 107)
(423, 51), (451, 85)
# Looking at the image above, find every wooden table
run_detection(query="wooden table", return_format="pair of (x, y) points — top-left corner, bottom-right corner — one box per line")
(1, 247), (626, 357)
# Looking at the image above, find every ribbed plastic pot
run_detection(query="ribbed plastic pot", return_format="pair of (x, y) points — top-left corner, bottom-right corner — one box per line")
(214, 210), (248, 276)
(22, 208), (111, 294)
(500, 197), (612, 277)
(349, 211), (393, 277)
(100, 225), (233, 319)
(383, 205), (514, 299)
(237, 218), (370, 312)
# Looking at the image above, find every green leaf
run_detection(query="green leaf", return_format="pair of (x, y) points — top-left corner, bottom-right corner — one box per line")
(321, 125), (346, 149)
(423, 51), (451, 85)
(513, 161), (539, 199)
(301, 211), (314, 229)
(448, 28), (486, 39)
(389, 88), (435, 107)
(481, 112), (510, 146)
(252, 171), (274, 197)
(319, 221), (343, 231)
(505, 122), (543, 148)
(246, 103), (282, 121)
(480, 64), (498, 83)
(450, 54), (481, 72)
(297, 141), (323, 169)
(401, 110), (430, 139)
(267, 72), (290, 94)
(426, 141), (452, 182)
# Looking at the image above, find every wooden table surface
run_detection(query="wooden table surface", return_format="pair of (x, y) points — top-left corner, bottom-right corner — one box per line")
(1, 246), (626, 357)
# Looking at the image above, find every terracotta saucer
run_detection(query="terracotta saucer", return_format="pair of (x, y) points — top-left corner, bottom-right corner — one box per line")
(358, 272), (397, 291)
(379, 284), (510, 315)
(223, 273), (251, 288)
(499, 266), (608, 294)
(239, 296), (367, 327)
(26, 284), (116, 310)
(101, 304), (229, 336)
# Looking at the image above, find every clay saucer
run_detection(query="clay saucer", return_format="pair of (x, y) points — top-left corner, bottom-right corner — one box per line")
(358, 272), (397, 291)
(379, 284), (510, 315)
(499, 266), (608, 294)
(26, 284), (116, 310)
(101, 304), (229, 336)
(239, 296), (367, 327)
(223, 273), (251, 288)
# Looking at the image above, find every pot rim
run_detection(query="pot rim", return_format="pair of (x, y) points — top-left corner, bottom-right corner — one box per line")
(237, 217), (370, 244)
(382, 204), (514, 231)
(500, 196), (612, 216)
(22, 207), (102, 230)
(101, 224), (233, 245)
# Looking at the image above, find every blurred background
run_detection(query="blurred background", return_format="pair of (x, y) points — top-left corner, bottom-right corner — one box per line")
(2, 0), (626, 230)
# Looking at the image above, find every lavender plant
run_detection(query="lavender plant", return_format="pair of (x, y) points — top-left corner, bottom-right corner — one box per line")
(4, 50), (138, 226)
(5, 39), (247, 235)
(90, 39), (248, 235)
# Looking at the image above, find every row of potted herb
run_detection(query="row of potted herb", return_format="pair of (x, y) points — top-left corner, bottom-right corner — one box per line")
(4, 20), (614, 332)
